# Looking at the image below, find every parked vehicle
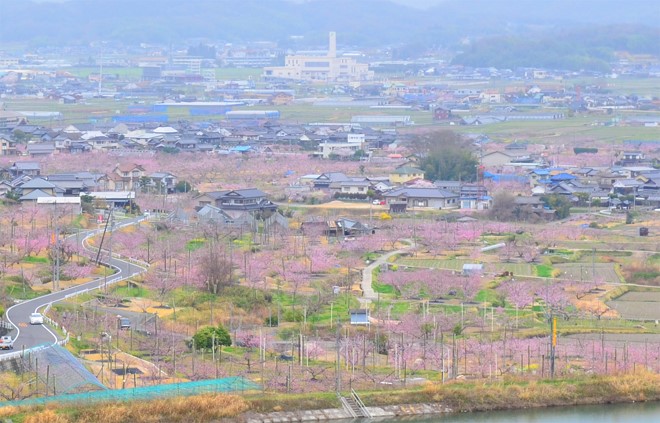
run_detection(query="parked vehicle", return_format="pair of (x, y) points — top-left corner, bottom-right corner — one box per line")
(278, 354), (294, 361)
(29, 313), (44, 325)
(0, 335), (13, 350)
(118, 317), (131, 330)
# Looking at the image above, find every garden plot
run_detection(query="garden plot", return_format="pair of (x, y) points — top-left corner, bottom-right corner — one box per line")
(555, 263), (621, 284)
(565, 333), (660, 348)
(607, 291), (660, 321)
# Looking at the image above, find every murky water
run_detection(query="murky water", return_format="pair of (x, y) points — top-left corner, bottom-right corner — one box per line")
(339, 401), (660, 422)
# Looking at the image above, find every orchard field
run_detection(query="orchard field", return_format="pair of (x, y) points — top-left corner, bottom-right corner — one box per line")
(1, 146), (659, 400)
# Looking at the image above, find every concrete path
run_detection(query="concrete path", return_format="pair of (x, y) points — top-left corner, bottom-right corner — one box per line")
(361, 239), (415, 301)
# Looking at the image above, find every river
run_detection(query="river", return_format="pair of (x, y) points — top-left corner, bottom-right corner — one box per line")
(339, 401), (660, 422)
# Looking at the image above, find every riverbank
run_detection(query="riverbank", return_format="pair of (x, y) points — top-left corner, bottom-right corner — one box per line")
(2, 372), (658, 422)
(244, 372), (660, 422)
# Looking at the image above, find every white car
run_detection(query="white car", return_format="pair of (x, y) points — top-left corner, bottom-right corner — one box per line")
(29, 313), (44, 325)
(0, 336), (13, 350)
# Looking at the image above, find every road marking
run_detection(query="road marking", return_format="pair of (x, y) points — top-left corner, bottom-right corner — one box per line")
(18, 322), (28, 328)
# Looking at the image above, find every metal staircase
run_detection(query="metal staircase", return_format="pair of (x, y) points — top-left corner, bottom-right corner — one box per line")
(337, 389), (371, 419)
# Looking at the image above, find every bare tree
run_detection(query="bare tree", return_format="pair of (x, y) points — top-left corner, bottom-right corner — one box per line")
(198, 242), (233, 294)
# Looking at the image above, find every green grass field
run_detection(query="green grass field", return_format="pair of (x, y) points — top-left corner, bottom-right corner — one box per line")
(21, 255), (49, 264)
(452, 114), (660, 143)
(397, 258), (537, 277)
(535, 264), (555, 277)
(112, 282), (150, 298)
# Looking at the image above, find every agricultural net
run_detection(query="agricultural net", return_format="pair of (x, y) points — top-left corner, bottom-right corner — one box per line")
(2, 375), (259, 407)
(14, 344), (107, 395)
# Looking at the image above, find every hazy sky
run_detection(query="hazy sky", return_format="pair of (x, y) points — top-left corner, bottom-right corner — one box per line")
(32, 0), (448, 7)
(288, 0), (448, 7)
(390, 0), (447, 8)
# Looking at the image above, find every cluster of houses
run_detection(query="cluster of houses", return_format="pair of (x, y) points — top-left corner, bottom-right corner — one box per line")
(3, 151), (657, 231)
(0, 161), (178, 210)
(0, 113), (406, 157)
(291, 169), (490, 212)
(525, 164), (660, 210)
(429, 83), (660, 117)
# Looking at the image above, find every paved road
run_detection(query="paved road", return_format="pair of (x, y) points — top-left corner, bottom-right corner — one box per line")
(360, 239), (415, 301)
(0, 216), (147, 358)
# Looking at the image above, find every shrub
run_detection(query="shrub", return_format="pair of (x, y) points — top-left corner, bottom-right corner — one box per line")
(283, 308), (303, 322)
(264, 314), (278, 327)
(191, 325), (231, 350)
(220, 286), (271, 311)
(174, 180), (192, 193)
(573, 147), (598, 154)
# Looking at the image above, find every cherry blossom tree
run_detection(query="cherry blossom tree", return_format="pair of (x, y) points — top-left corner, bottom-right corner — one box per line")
(243, 250), (273, 293)
(279, 257), (310, 304)
(306, 245), (339, 274)
(498, 279), (534, 309)
(535, 281), (571, 318)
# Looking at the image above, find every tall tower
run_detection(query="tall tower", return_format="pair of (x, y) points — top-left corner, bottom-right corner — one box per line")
(328, 32), (337, 58)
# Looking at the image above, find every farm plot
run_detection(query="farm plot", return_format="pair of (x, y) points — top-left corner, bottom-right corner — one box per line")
(397, 258), (536, 276)
(607, 291), (660, 321)
(554, 262), (621, 284)
(565, 333), (660, 348)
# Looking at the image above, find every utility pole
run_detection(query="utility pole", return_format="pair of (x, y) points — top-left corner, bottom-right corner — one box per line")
(335, 323), (341, 393)
(550, 315), (557, 378)
(592, 248), (596, 281)
(95, 209), (113, 265)
(53, 203), (60, 292)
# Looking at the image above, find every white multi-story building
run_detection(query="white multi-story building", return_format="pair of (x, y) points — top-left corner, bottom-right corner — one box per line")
(264, 32), (373, 82)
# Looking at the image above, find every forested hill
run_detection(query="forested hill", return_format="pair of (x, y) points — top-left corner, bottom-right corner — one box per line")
(1, 0), (658, 61)
(452, 26), (660, 72)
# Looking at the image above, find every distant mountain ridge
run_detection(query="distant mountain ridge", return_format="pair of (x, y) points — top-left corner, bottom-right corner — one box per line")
(452, 25), (660, 72)
(1, 0), (657, 48)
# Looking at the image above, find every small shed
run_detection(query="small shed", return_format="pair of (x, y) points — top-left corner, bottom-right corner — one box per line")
(349, 309), (370, 326)
(462, 263), (484, 276)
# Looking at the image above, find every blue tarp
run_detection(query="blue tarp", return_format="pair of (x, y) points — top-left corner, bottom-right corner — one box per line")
(112, 115), (169, 123)
(483, 172), (528, 183)
(190, 107), (231, 116)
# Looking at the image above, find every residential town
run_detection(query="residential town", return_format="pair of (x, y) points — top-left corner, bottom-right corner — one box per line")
(1, 114), (658, 215)
(0, 3), (659, 421)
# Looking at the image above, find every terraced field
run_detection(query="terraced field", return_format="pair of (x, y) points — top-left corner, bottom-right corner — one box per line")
(608, 291), (660, 321)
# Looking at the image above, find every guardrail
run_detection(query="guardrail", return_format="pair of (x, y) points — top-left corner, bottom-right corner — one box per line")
(1, 216), (153, 363)
(0, 343), (50, 362)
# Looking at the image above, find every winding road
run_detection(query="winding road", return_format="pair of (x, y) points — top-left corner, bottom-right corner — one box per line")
(0, 216), (148, 359)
